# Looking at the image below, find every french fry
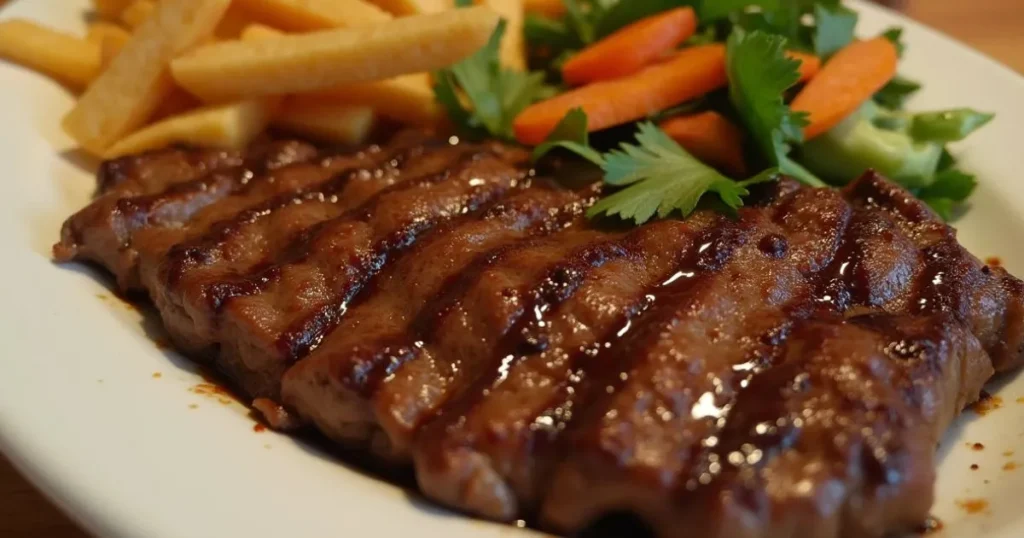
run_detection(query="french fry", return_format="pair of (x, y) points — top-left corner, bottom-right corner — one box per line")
(308, 74), (441, 126)
(86, 22), (131, 45)
(104, 98), (280, 158)
(172, 6), (500, 102)
(274, 97), (375, 146)
(120, 0), (156, 29)
(233, 0), (391, 32)
(0, 20), (102, 89)
(239, 23), (282, 42)
(369, 0), (453, 16)
(241, 24), (442, 126)
(478, 0), (525, 70)
(63, 0), (232, 155)
(214, 5), (259, 40)
(92, 0), (134, 19)
(523, 0), (564, 17)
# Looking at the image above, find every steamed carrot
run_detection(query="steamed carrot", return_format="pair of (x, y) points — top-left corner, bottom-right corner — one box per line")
(787, 50), (821, 83)
(659, 111), (747, 177)
(514, 44), (727, 146)
(561, 7), (698, 86)
(791, 37), (898, 140)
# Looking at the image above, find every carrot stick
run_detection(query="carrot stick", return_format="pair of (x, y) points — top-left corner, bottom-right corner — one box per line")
(561, 7), (698, 86)
(791, 37), (898, 140)
(659, 111), (748, 177)
(787, 50), (821, 83)
(514, 43), (727, 146)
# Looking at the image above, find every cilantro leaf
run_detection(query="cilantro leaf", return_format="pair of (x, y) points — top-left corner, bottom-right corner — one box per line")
(588, 123), (777, 224)
(873, 75), (921, 110)
(531, 108), (605, 165)
(434, 21), (554, 141)
(813, 3), (858, 57)
(726, 29), (824, 186)
(453, 0), (473, 6)
(594, 0), (697, 38)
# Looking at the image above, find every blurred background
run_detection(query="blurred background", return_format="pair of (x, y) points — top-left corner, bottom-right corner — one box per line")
(0, 0), (1021, 536)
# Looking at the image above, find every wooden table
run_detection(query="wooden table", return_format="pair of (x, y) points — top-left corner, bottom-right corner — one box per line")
(1, 1), (1022, 537)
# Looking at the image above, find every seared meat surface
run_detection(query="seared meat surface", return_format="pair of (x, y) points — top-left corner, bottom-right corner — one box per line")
(56, 133), (1024, 538)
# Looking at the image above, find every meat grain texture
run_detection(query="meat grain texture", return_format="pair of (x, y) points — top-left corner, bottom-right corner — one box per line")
(56, 133), (1024, 538)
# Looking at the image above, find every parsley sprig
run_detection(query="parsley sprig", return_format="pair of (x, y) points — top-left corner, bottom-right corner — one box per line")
(726, 29), (825, 187)
(434, 21), (554, 141)
(535, 112), (778, 224)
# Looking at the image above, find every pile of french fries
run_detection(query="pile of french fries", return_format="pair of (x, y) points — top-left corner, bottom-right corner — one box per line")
(0, 0), (556, 159)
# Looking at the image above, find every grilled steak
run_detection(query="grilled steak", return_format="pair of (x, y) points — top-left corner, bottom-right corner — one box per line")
(56, 133), (1024, 538)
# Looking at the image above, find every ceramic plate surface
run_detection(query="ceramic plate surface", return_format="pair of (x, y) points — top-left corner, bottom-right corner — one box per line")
(0, 1), (1022, 536)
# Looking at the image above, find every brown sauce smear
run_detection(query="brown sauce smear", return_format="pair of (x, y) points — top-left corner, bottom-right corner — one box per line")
(253, 424), (266, 433)
(969, 391), (1003, 416)
(970, 464), (979, 470)
(956, 498), (990, 515)
(1004, 461), (1018, 471)
(152, 372), (162, 379)
(986, 256), (1003, 267)
(971, 442), (985, 451)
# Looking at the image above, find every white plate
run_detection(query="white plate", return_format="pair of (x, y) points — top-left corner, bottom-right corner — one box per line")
(1, 1), (1023, 537)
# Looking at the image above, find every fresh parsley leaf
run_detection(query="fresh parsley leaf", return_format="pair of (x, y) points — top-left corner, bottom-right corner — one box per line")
(726, 29), (824, 186)
(434, 21), (554, 141)
(453, 0), (473, 6)
(881, 26), (906, 56)
(531, 108), (605, 165)
(873, 75), (921, 109)
(813, 3), (857, 57)
(588, 123), (778, 224)
(937, 146), (957, 172)
(919, 168), (977, 220)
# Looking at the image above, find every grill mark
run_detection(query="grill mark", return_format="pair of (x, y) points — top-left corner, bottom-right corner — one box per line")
(367, 229), (634, 456)
(277, 185), (598, 449)
(212, 149), (530, 399)
(411, 220), (716, 517)
(162, 141), (435, 288)
(209, 149), (497, 314)
(273, 182), (590, 366)
(538, 188), (864, 531)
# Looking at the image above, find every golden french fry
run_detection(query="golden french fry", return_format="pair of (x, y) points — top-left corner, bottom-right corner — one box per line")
(105, 98), (279, 158)
(274, 98), (375, 146)
(479, 0), (525, 70)
(172, 6), (499, 102)
(0, 19), (102, 89)
(309, 74), (441, 126)
(241, 24), (441, 126)
(92, 0), (134, 19)
(214, 5), (259, 40)
(239, 23), (282, 42)
(233, 0), (391, 31)
(523, 0), (564, 17)
(120, 0), (156, 29)
(63, 0), (232, 155)
(86, 22), (131, 45)
(369, 0), (452, 16)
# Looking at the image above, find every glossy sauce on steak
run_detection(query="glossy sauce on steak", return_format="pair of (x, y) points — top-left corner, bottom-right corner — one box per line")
(55, 133), (1024, 538)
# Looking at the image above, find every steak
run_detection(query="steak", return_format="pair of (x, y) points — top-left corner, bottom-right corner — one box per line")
(56, 133), (1024, 538)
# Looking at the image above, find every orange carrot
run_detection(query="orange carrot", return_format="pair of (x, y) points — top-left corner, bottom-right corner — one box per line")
(791, 37), (899, 140)
(562, 7), (698, 86)
(514, 44), (727, 146)
(787, 50), (821, 83)
(659, 111), (747, 177)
